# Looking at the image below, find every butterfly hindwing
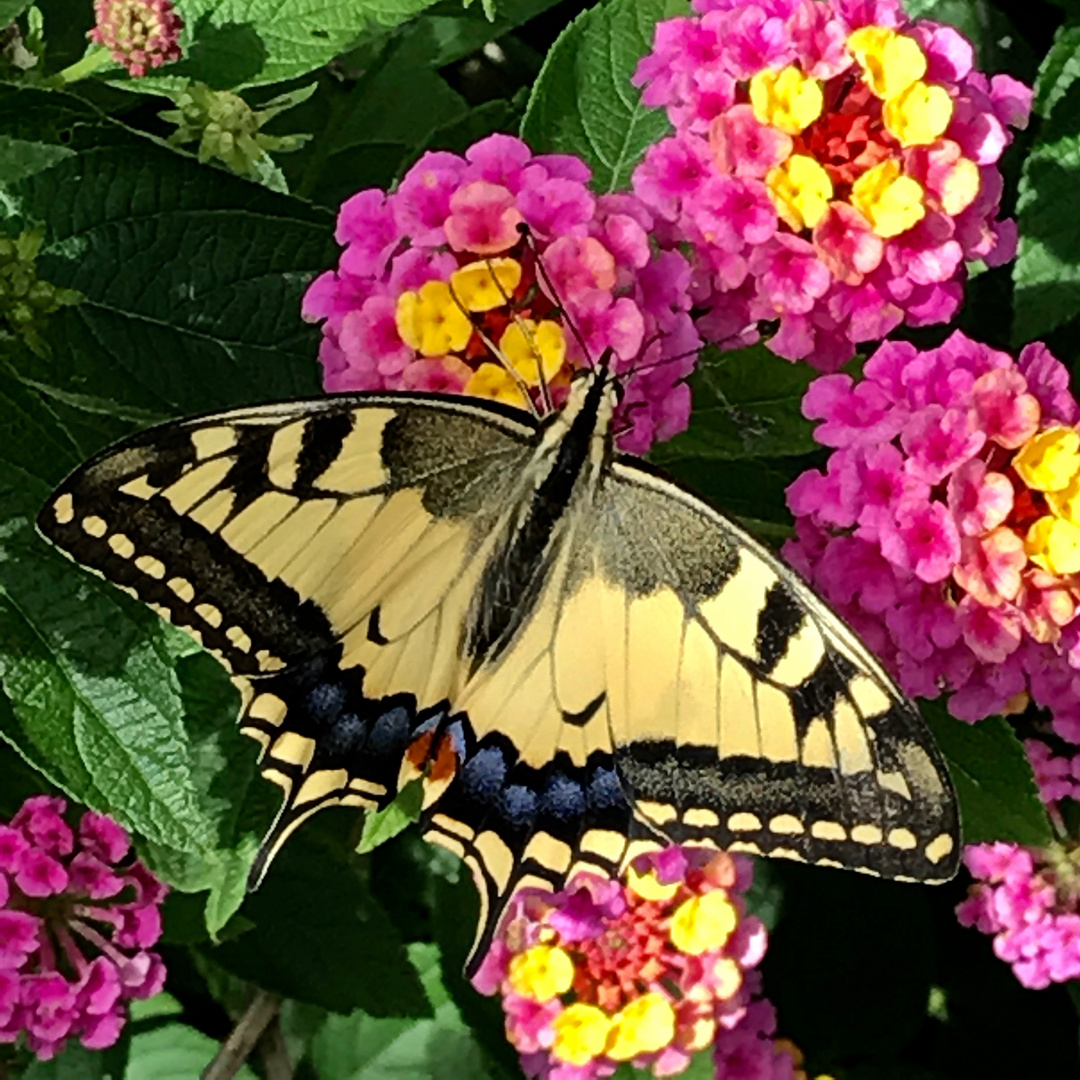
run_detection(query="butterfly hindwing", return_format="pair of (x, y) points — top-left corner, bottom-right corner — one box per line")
(37, 393), (540, 876)
(584, 459), (959, 881)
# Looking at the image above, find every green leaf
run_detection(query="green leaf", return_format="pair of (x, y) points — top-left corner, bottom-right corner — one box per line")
(0, 86), (333, 422)
(923, 703), (1053, 847)
(1034, 24), (1080, 120)
(1014, 37), (1080, 344)
(129, 993), (185, 1022)
(140, 651), (275, 935)
(211, 817), (430, 1017)
(357, 780), (422, 855)
(0, 384), (217, 855)
(650, 345), (818, 465)
(23, 1039), (128, 1080)
(308, 943), (497, 1080)
(0, 0), (32, 22)
(117, 0), (443, 90)
(0, 708), (61, 816)
(0, 359), (269, 873)
(520, 0), (681, 191)
(124, 1023), (257, 1080)
(0, 134), (75, 187)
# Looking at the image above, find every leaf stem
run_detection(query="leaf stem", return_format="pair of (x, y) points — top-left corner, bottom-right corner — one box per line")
(258, 1014), (294, 1080)
(201, 989), (283, 1080)
(52, 47), (114, 86)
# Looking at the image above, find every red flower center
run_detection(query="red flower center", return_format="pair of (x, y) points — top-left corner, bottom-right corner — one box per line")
(791, 75), (897, 198)
(570, 894), (672, 1012)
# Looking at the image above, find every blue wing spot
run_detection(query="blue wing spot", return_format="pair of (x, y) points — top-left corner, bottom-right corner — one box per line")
(587, 767), (625, 811)
(541, 774), (585, 821)
(368, 705), (412, 756)
(500, 784), (538, 829)
(324, 713), (367, 756)
(461, 746), (508, 803)
(308, 681), (347, 723)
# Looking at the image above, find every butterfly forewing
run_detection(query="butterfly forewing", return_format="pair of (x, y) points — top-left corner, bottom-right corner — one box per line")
(37, 394), (539, 875)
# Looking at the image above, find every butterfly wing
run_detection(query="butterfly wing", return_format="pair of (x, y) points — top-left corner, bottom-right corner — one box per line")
(37, 393), (540, 875)
(580, 457), (960, 881)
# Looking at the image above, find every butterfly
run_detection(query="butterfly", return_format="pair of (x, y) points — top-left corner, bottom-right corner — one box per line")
(37, 360), (959, 972)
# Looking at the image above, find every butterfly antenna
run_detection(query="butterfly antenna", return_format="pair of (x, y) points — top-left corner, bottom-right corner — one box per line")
(487, 252), (555, 415)
(446, 275), (540, 419)
(517, 224), (597, 375)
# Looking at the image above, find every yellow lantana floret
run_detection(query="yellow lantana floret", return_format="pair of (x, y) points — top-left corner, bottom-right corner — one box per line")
(883, 80), (954, 147)
(848, 26), (927, 100)
(395, 280), (472, 357)
(464, 363), (529, 409)
(669, 889), (738, 955)
(507, 944), (574, 1002)
(605, 993), (676, 1061)
(712, 956), (744, 1000)
(939, 156), (980, 215)
(551, 1004), (611, 1066)
(765, 154), (833, 231)
(1027, 516), (1080, 576)
(850, 159), (925, 238)
(626, 866), (680, 902)
(749, 66), (824, 135)
(498, 319), (567, 386)
(449, 258), (523, 312)
(1014, 427), (1080, 492)
(1047, 474), (1080, 525)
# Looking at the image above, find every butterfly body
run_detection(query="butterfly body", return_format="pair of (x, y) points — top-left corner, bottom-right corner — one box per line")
(38, 371), (959, 970)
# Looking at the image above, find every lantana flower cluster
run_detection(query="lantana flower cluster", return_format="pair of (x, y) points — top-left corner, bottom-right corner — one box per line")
(0, 797), (167, 1059)
(1026, 738), (1080, 808)
(302, 134), (702, 454)
(632, 0), (1031, 370)
(89, 0), (183, 77)
(784, 331), (1080, 730)
(957, 841), (1080, 990)
(473, 847), (789, 1079)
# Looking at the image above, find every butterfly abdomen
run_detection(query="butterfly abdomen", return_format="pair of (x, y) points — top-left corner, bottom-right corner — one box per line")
(465, 373), (611, 669)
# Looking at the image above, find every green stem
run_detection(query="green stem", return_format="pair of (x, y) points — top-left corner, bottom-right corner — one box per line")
(52, 46), (114, 87)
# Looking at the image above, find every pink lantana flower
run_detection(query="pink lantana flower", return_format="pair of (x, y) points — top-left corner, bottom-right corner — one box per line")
(958, 840), (1080, 990)
(89, 0), (183, 77)
(0, 797), (168, 1060)
(633, 0), (1031, 370)
(474, 848), (775, 1078)
(303, 135), (702, 454)
(784, 332), (1080, 732)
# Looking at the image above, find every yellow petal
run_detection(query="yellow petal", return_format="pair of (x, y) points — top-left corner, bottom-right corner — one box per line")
(1046, 473), (1080, 524)
(883, 80), (954, 147)
(850, 159), (925, 238)
(750, 65), (824, 135)
(507, 944), (574, 1002)
(939, 156), (980, 215)
(498, 319), (567, 386)
(464, 362), (530, 408)
(449, 257), (523, 312)
(1014, 427), (1080, 492)
(669, 890), (738, 955)
(605, 994), (676, 1061)
(1026, 515), (1080, 576)
(626, 866), (680, 902)
(395, 280), (473, 357)
(765, 154), (833, 231)
(848, 26), (927, 100)
(551, 1004), (611, 1066)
